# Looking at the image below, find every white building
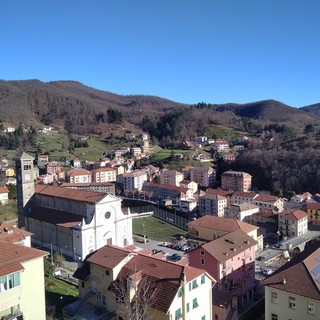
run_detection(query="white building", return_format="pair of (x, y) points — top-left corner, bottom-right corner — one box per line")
(15, 153), (133, 261)
(224, 203), (260, 222)
(66, 168), (92, 183)
(119, 170), (147, 192)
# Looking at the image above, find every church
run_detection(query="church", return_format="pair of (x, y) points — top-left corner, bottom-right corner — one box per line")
(15, 152), (133, 261)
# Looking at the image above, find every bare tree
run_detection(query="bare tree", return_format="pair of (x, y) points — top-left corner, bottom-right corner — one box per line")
(110, 269), (158, 320)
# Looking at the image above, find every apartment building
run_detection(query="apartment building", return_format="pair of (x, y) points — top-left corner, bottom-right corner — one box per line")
(199, 193), (228, 217)
(221, 171), (252, 192)
(189, 229), (257, 309)
(118, 170), (147, 192)
(278, 209), (308, 238)
(66, 168), (92, 183)
(306, 203), (320, 226)
(160, 170), (184, 186)
(190, 166), (216, 187)
(0, 242), (47, 320)
(91, 167), (117, 183)
(253, 195), (284, 212)
(224, 203), (260, 222)
(262, 242), (320, 320)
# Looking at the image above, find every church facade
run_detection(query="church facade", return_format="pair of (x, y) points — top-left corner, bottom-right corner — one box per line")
(15, 153), (133, 261)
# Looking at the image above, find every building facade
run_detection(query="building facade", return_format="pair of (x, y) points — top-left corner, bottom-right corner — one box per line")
(221, 171), (252, 192)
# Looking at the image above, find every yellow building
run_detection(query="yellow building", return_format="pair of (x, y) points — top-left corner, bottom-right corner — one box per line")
(306, 203), (320, 226)
(0, 242), (47, 320)
(71, 245), (214, 320)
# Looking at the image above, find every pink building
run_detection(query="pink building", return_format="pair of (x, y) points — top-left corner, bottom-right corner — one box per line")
(188, 229), (257, 308)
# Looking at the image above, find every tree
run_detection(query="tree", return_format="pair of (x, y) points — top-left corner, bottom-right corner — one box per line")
(304, 124), (315, 135)
(110, 267), (158, 320)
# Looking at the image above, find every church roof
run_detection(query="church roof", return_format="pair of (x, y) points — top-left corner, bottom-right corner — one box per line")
(35, 185), (107, 204)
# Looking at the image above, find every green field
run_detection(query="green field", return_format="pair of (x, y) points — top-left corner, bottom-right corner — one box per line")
(133, 216), (186, 241)
(0, 200), (18, 222)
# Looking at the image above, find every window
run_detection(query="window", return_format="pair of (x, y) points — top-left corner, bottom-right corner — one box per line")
(0, 272), (20, 292)
(193, 298), (199, 309)
(289, 297), (296, 309)
(201, 274), (205, 284)
(81, 281), (85, 288)
(178, 288), (183, 298)
(271, 291), (278, 304)
(215, 315), (218, 320)
(105, 270), (110, 276)
(102, 295), (106, 306)
(200, 250), (205, 255)
(201, 258), (205, 265)
(189, 282), (192, 291)
(186, 303), (190, 312)
(175, 308), (182, 319)
(308, 301), (315, 315)
(201, 316), (206, 320)
(192, 279), (198, 289)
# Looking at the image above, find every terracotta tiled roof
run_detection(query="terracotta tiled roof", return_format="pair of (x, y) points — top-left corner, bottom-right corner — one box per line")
(0, 242), (47, 277)
(262, 242), (320, 300)
(92, 167), (116, 173)
(259, 209), (279, 217)
(201, 229), (257, 263)
(60, 182), (114, 188)
(0, 186), (9, 193)
(188, 215), (258, 233)
(280, 209), (307, 221)
(232, 191), (258, 199)
(29, 207), (82, 228)
(221, 171), (251, 177)
(35, 185), (106, 203)
(67, 168), (90, 176)
(0, 222), (32, 244)
(254, 194), (279, 203)
(206, 188), (233, 197)
(110, 252), (208, 313)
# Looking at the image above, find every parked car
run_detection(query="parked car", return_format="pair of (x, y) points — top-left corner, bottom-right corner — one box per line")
(152, 249), (165, 255)
(181, 245), (191, 252)
(166, 253), (182, 262)
(159, 242), (172, 248)
(262, 268), (273, 275)
(256, 256), (265, 261)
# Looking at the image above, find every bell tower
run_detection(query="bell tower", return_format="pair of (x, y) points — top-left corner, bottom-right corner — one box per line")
(15, 152), (35, 228)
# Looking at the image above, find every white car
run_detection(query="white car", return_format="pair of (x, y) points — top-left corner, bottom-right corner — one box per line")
(262, 268), (273, 275)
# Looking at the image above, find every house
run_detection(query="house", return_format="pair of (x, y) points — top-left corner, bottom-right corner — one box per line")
(125, 133), (136, 141)
(187, 215), (259, 248)
(224, 203), (260, 222)
(290, 192), (313, 203)
(0, 221), (32, 246)
(5, 168), (15, 177)
(45, 161), (62, 175)
(262, 242), (320, 320)
(0, 242), (47, 320)
(188, 229), (257, 309)
(37, 154), (49, 164)
(190, 166), (216, 187)
(0, 186), (9, 205)
(253, 194), (284, 212)
(278, 209), (308, 238)
(66, 168), (92, 183)
(221, 171), (252, 192)
(71, 158), (81, 168)
(306, 203), (320, 226)
(222, 153), (236, 162)
(214, 140), (229, 153)
(71, 245), (214, 320)
(131, 147), (142, 159)
(91, 167), (117, 183)
(160, 170), (184, 187)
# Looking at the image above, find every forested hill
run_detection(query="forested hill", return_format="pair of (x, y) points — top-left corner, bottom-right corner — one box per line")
(0, 80), (318, 137)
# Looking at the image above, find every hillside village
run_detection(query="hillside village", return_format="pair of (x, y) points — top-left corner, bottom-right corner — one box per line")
(1, 126), (320, 320)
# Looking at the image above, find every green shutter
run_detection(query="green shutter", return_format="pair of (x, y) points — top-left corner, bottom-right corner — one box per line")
(187, 303), (190, 312)
(201, 274), (205, 284)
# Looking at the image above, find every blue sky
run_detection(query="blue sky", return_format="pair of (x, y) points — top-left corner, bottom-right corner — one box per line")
(1, 1), (319, 107)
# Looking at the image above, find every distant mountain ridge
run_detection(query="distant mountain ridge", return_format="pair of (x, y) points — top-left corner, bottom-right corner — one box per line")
(0, 79), (318, 134)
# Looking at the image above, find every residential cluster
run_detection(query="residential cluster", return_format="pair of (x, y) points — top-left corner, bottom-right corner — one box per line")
(1, 131), (320, 319)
